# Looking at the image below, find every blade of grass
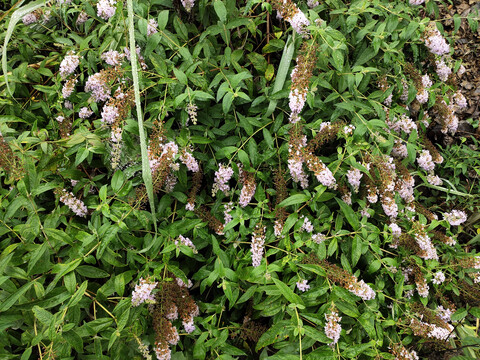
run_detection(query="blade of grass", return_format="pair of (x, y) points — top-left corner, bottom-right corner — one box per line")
(265, 34), (295, 118)
(127, 0), (157, 235)
(2, 0), (48, 97)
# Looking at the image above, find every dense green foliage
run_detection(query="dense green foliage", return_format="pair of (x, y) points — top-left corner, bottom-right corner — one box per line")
(1, 0), (480, 359)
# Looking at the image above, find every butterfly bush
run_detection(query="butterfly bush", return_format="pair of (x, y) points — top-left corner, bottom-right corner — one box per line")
(3, 0), (480, 359)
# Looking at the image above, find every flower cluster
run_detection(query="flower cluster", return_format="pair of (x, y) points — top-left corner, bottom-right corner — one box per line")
(432, 271), (445, 285)
(312, 233), (326, 244)
(324, 308), (341, 346)
(101, 50), (124, 66)
(58, 189), (88, 217)
(409, 318), (455, 341)
(272, 0), (310, 37)
(22, 12), (39, 25)
(179, 148), (199, 173)
(288, 129), (309, 188)
(101, 105), (119, 124)
(251, 225), (266, 268)
(79, 107), (94, 119)
(296, 279), (310, 292)
(304, 153), (337, 189)
(437, 305), (453, 323)
(287, 43), (317, 122)
(389, 344), (419, 360)
(186, 103), (198, 125)
(416, 150), (435, 172)
(300, 215), (313, 233)
(147, 19), (158, 36)
(346, 167), (363, 192)
(85, 72), (112, 102)
(413, 222), (438, 260)
(223, 202), (234, 225)
(175, 235), (197, 253)
(424, 25), (450, 56)
(131, 278), (158, 307)
(97, 0), (117, 20)
(62, 78), (77, 98)
(306, 257), (375, 300)
(443, 210), (467, 226)
(453, 90), (467, 110)
(59, 52), (80, 79)
(274, 169), (288, 237)
(211, 164), (233, 196)
(348, 279), (376, 300)
(238, 165), (256, 208)
(76, 11), (88, 25)
(149, 275), (199, 359)
(181, 0), (195, 12)
(435, 59), (452, 82)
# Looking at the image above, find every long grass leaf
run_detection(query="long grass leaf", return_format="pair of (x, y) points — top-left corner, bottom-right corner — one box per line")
(126, 0), (157, 234)
(2, 0), (48, 97)
(265, 35), (295, 118)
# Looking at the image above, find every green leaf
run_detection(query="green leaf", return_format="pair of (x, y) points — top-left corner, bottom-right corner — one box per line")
(127, 0), (157, 237)
(97, 227), (119, 259)
(247, 52), (267, 72)
(262, 39), (285, 54)
(158, 10), (169, 30)
(237, 285), (258, 304)
(343, 341), (375, 358)
(469, 307), (480, 318)
(76, 266), (110, 278)
(32, 306), (53, 326)
(63, 331), (84, 353)
(303, 325), (331, 343)
(20, 348), (32, 360)
(278, 193), (310, 208)
(0, 282), (34, 312)
(214, 0), (227, 22)
(27, 243), (48, 275)
(451, 308), (467, 322)
(331, 49), (344, 71)
(336, 198), (360, 230)
(358, 312), (376, 339)
(272, 278), (303, 305)
(265, 64), (275, 81)
(67, 281), (88, 307)
(237, 149), (250, 167)
(173, 67), (188, 86)
(297, 264), (326, 277)
(351, 236), (362, 267)
(255, 321), (290, 351)
(111, 170), (124, 192)
(335, 300), (360, 318)
(266, 36), (294, 117)
(263, 128), (274, 149)
(75, 148), (90, 166)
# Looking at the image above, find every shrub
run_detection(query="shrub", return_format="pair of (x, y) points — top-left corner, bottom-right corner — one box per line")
(1, 0), (480, 359)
